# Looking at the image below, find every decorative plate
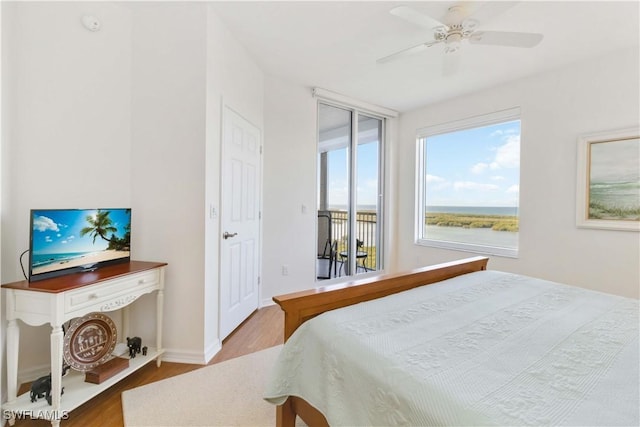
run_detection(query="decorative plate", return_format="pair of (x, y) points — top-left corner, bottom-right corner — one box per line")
(63, 312), (117, 372)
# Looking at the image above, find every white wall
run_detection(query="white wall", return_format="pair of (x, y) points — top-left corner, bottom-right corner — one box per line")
(204, 5), (264, 359)
(262, 76), (318, 300)
(1, 1), (133, 376)
(395, 47), (640, 298)
(129, 3), (207, 363)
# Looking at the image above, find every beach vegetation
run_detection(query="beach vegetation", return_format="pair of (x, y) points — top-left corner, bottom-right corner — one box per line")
(80, 209), (131, 251)
(425, 212), (519, 232)
(589, 201), (640, 220)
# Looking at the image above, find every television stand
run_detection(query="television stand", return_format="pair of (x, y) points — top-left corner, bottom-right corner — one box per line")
(1, 261), (167, 426)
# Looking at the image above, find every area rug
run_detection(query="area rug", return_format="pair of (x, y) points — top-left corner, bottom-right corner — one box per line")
(122, 345), (287, 426)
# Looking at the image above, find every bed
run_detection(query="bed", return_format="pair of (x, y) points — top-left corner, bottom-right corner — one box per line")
(264, 256), (639, 426)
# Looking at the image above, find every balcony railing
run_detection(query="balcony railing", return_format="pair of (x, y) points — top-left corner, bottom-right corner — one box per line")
(327, 209), (377, 271)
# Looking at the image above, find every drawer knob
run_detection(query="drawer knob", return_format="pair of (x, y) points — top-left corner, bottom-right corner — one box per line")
(138, 279), (145, 284)
(89, 293), (99, 299)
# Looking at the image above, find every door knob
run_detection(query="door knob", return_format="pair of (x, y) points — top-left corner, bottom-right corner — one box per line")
(223, 231), (238, 239)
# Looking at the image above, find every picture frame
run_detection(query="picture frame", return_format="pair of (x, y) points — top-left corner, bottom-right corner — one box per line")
(576, 127), (640, 231)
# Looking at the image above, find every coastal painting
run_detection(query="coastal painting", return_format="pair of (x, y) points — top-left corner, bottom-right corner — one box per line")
(577, 128), (640, 231)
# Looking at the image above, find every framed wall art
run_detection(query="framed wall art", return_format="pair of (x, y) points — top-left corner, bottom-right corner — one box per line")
(576, 127), (640, 231)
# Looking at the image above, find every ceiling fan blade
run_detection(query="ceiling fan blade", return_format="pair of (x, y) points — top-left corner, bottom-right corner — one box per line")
(466, 1), (520, 25)
(390, 6), (446, 29)
(377, 40), (440, 64)
(469, 31), (543, 48)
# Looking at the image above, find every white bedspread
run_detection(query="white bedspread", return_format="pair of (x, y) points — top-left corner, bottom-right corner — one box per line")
(264, 271), (639, 426)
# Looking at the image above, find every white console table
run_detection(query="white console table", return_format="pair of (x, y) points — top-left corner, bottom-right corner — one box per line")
(1, 261), (166, 426)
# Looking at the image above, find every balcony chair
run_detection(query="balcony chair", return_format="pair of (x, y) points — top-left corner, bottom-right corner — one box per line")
(317, 211), (337, 279)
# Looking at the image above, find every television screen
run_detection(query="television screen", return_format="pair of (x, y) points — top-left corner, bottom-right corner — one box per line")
(29, 208), (131, 282)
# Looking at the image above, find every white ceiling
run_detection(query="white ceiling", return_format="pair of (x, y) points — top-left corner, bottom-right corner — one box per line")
(212, 1), (640, 113)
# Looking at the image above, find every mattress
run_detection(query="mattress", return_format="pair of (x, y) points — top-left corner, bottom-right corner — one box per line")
(264, 270), (639, 426)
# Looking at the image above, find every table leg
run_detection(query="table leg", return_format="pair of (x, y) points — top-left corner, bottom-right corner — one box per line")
(50, 325), (64, 426)
(156, 288), (164, 367)
(6, 319), (19, 403)
(6, 319), (19, 425)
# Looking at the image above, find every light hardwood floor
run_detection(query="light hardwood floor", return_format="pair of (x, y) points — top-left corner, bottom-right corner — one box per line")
(11, 305), (284, 427)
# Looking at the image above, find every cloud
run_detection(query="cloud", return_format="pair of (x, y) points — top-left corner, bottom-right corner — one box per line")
(472, 130), (519, 173)
(61, 240), (68, 244)
(426, 174), (450, 191)
(492, 135), (520, 169)
(490, 128), (517, 138)
(491, 175), (505, 181)
(45, 236), (52, 243)
(426, 174), (445, 183)
(329, 179), (349, 205)
(453, 181), (499, 191)
(471, 162), (489, 174)
(33, 216), (59, 232)
(506, 184), (520, 193)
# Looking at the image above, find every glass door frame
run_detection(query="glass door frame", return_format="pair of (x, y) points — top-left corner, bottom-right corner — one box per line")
(316, 99), (386, 280)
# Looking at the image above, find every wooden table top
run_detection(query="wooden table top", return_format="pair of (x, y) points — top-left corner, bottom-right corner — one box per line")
(1, 260), (167, 293)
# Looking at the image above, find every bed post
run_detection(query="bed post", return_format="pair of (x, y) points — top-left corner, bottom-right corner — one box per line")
(276, 398), (295, 427)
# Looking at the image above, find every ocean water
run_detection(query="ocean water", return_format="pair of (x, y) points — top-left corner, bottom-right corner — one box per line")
(590, 181), (640, 210)
(425, 225), (519, 249)
(329, 205), (378, 212)
(426, 206), (518, 216)
(327, 205), (519, 216)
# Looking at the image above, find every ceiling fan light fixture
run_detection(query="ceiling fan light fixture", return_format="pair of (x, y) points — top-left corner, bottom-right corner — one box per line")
(445, 40), (461, 54)
(433, 26), (448, 41)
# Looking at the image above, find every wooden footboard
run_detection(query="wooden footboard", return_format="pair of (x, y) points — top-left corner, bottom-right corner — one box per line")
(272, 256), (489, 426)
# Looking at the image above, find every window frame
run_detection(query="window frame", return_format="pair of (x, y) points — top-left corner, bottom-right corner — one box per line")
(415, 107), (521, 258)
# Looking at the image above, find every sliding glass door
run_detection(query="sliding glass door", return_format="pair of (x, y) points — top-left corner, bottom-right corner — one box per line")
(316, 102), (384, 280)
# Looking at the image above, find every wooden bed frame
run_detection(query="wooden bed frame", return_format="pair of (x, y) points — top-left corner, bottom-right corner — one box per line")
(271, 256), (489, 427)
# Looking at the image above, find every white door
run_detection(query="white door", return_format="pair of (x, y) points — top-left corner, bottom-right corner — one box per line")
(219, 106), (261, 340)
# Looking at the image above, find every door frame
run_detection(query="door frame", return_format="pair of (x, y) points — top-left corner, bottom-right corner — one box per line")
(315, 99), (387, 281)
(218, 104), (263, 340)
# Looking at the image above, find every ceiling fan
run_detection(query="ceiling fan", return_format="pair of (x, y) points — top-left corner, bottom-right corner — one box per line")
(378, 3), (544, 72)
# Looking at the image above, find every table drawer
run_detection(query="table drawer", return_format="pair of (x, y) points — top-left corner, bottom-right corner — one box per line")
(65, 269), (160, 313)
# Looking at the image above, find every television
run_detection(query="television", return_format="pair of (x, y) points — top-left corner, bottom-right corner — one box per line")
(29, 208), (131, 282)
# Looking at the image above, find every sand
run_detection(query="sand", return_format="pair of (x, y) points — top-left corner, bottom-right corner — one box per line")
(32, 250), (130, 274)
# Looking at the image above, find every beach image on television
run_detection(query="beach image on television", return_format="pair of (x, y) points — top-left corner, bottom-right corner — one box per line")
(31, 209), (131, 276)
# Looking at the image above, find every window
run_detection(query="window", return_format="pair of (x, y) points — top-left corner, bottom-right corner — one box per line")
(416, 108), (520, 257)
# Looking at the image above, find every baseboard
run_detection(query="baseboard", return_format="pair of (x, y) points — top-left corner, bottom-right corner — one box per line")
(161, 348), (209, 365)
(260, 298), (276, 308)
(204, 339), (222, 364)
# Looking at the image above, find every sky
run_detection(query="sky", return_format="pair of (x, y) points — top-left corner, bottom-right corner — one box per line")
(424, 120), (521, 207)
(326, 142), (379, 208)
(31, 209), (130, 254)
(590, 137), (639, 183)
(323, 119), (520, 208)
